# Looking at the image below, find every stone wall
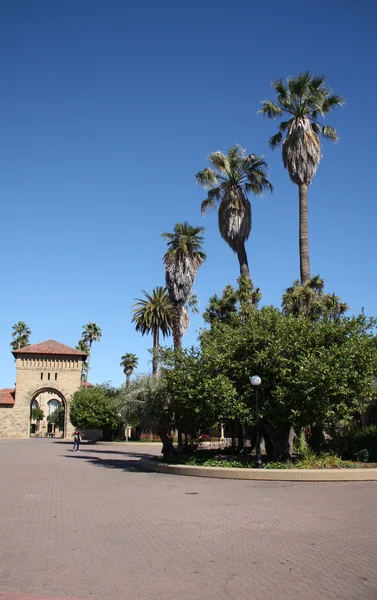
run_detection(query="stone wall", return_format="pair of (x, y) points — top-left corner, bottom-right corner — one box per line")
(0, 354), (84, 439)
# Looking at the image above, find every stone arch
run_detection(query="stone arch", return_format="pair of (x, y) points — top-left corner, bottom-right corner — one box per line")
(27, 386), (70, 439)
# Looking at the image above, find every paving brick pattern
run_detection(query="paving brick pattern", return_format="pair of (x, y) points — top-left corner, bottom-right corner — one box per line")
(0, 440), (376, 600)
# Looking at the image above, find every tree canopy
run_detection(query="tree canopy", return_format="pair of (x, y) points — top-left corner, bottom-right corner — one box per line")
(70, 384), (118, 438)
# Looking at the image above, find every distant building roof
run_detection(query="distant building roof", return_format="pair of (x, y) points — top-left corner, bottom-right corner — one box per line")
(12, 340), (87, 358)
(0, 388), (15, 405)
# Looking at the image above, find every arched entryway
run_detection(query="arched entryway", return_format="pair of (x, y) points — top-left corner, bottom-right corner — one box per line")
(29, 388), (67, 438)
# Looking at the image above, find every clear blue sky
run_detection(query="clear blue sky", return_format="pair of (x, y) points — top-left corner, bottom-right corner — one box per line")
(1, 0), (376, 387)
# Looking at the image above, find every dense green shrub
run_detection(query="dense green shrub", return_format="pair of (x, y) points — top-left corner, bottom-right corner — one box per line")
(330, 425), (377, 462)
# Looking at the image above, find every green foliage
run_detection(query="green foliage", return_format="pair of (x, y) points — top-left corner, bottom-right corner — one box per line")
(160, 347), (239, 433)
(47, 405), (65, 430)
(259, 72), (344, 147)
(120, 353), (139, 377)
(203, 277), (261, 325)
(158, 451), (362, 469)
(201, 306), (377, 429)
(70, 384), (118, 434)
(118, 375), (170, 431)
(81, 322), (102, 346)
(282, 276), (348, 319)
(330, 424), (377, 462)
(11, 321), (31, 350)
(31, 407), (44, 421)
(76, 339), (89, 380)
(118, 375), (173, 454)
(132, 287), (172, 338)
(76, 339), (89, 353)
(162, 222), (206, 305)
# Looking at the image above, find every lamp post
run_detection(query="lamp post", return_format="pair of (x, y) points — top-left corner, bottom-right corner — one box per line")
(250, 375), (263, 468)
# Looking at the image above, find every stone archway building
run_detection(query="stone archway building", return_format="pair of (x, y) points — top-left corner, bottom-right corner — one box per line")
(0, 340), (87, 439)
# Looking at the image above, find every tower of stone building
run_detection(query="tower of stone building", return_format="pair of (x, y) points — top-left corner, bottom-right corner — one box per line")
(0, 340), (87, 439)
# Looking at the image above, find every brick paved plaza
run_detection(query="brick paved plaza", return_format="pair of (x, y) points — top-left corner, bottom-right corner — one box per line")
(0, 440), (376, 600)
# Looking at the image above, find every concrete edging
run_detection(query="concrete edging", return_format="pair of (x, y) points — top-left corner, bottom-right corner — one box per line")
(140, 458), (377, 481)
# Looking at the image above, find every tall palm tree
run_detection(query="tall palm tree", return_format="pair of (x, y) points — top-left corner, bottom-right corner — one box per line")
(132, 287), (172, 375)
(195, 145), (272, 280)
(81, 323), (102, 386)
(120, 353), (139, 386)
(76, 339), (89, 382)
(11, 321), (31, 350)
(259, 72), (344, 283)
(162, 222), (206, 349)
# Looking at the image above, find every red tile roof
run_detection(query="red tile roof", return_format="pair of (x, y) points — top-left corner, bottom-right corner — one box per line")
(12, 340), (87, 357)
(0, 388), (15, 405)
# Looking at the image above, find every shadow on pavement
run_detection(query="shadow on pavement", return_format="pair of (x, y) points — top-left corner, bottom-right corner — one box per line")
(63, 453), (156, 473)
(79, 448), (161, 458)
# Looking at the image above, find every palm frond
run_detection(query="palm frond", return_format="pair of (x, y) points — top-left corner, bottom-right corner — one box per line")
(201, 194), (217, 215)
(321, 125), (339, 142)
(268, 131), (283, 149)
(208, 151), (230, 174)
(271, 78), (288, 99)
(194, 168), (218, 189)
(258, 99), (283, 119)
(322, 94), (345, 113)
(309, 74), (327, 91)
(279, 119), (293, 132)
(287, 71), (311, 97)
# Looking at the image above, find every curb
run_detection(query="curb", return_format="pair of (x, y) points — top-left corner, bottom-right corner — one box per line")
(140, 458), (377, 481)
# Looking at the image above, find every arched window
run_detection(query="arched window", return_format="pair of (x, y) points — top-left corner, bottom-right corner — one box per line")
(48, 399), (60, 416)
(31, 400), (39, 410)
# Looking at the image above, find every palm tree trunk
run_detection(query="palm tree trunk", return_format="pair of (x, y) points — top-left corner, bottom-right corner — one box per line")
(152, 327), (159, 375)
(299, 183), (311, 284)
(85, 345), (91, 387)
(172, 304), (183, 349)
(236, 241), (251, 280)
(126, 374), (130, 387)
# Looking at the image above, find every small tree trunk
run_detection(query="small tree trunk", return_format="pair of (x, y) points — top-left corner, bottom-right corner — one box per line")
(152, 328), (159, 375)
(262, 422), (291, 463)
(177, 430), (183, 453)
(172, 304), (183, 349)
(159, 432), (175, 457)
(236, 241), (251, 280)
(299, 183), (310, 284)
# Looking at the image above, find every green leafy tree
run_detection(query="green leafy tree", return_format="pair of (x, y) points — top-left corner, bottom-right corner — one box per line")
(80, 323), (102, 386)
(120, 353), (139, 386)
(195, 145), (272, 280)
(160, 347), (239, 439)
(70, 384), (118, 440)
(31, 407), (44, 422)
(203, 276), (261, 325)
(48, 405), (65, 430)
(200, 304), (377, 460)
(282, 275), (348, 319)
(162, 222), (206, 349)
(11, 321), (31, 350)
(132, 287), (172, 375)
(259, 73), (344, 283)
(118, 375), (174, 456)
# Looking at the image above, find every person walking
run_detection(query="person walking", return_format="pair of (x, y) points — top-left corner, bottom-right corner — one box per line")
(72, 429), (82, 452)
